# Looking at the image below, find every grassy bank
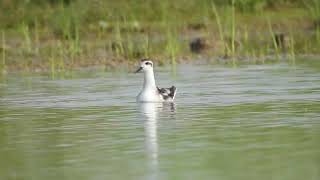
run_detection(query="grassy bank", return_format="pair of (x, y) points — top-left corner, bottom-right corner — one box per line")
(0, 0), (320, 74)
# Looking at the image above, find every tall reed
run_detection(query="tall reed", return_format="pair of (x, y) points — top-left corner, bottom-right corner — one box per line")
(49, 45), (56, 79)
(124, 17), (136, 60)
(231, 0), (236, 66)
(34, 19), (40, 55)
(114, 22), (124, 57)
(126, 32), (134, 60)
(21, 23), (32, 53)
(267, 18), (280, 60)
(288, 29), (296, 64)
(165, 28), (179, 67)
(316, 27), (320, 46)
(304, 0), (320, 24)
(1, 30), (6, 73)
(57, 41), (65, 73)
(142, 34), (150, 58)
(243, 25), (251, 59)
(211, 2), (227, 56)
(68, 25), (81, 68)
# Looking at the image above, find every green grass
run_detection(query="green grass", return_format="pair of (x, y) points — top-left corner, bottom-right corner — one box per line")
(231, 0), (236, 66)
(0, 0), (319, 72)
(288, 28), (296, 64)
(267, 17), (280, 60)
(49, 44), (56, 79)
(1, 30), (6, 74)
(304, 0), (320, 22)
(21, 23), (32, 54)
(211, 2), (225, 48)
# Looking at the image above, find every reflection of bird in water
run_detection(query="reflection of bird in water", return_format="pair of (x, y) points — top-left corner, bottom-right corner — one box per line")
(138, 102), (176, 179)
(139, 103), (161, 162)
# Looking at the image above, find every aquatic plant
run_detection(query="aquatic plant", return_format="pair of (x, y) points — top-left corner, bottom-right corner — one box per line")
(288, 29), (296, 63)
(58, 41), (65, 73)
(211, 2), (228, 56)
(49, 46), (56, 79)
(303, 0), (320, 48)
(34, 19), (40, 55)
(21, 23), (32, 54)
(234, 0), (267, 12)
(113, 21), (124, 58)
(165, 28), (179, 66)
(124, 18), (139, 60)
(0, 0), (319, 72)
(267, 18), (280, 60)
(231, 0), (236, 66)
(68, 24), (81, 68)
(1, 30), (6, 74)
(243, 25), (251, 59)
(304, 0), (320, 23)
(126, 33), (134, 60)
(142, 34), (150, 58)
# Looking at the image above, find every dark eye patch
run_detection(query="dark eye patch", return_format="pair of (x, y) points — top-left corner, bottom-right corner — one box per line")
(145, 62), (152, 66)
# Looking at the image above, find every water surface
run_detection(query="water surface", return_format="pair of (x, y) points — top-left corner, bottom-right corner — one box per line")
(0, 63), (319, 180)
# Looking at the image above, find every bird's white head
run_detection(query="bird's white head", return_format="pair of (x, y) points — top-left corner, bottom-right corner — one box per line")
(135, 59), (154, 73)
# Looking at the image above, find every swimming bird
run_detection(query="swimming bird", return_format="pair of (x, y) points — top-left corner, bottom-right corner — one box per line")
(135, 59), (177, 102)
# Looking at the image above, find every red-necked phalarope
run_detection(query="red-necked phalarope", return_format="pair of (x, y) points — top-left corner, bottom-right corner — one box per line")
(135, 59), (177, 102)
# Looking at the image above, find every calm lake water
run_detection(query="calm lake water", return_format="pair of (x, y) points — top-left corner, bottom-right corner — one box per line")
(0, 62), (319, 180)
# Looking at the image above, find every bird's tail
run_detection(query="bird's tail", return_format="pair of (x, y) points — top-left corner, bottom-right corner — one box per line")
(169, 86), (177, 100)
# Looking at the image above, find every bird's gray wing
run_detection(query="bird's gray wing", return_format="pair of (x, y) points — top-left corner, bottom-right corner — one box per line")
(157, 86), (177, 100)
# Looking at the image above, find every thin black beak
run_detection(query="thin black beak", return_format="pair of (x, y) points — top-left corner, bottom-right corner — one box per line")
(135, 67), (143, 73)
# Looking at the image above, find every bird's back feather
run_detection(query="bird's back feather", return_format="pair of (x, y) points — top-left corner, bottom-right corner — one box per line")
(157, 86), (177, 100)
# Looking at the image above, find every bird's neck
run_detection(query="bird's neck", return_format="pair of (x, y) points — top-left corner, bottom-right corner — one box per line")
(143, 70), (156, 90)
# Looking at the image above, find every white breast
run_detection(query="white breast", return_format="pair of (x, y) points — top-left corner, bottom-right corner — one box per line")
(137, 89), (163, 102)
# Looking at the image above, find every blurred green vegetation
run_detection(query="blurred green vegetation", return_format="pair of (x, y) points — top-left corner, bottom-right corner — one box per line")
(0, 0), (319, 73)
(0, 0), (311, 30)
